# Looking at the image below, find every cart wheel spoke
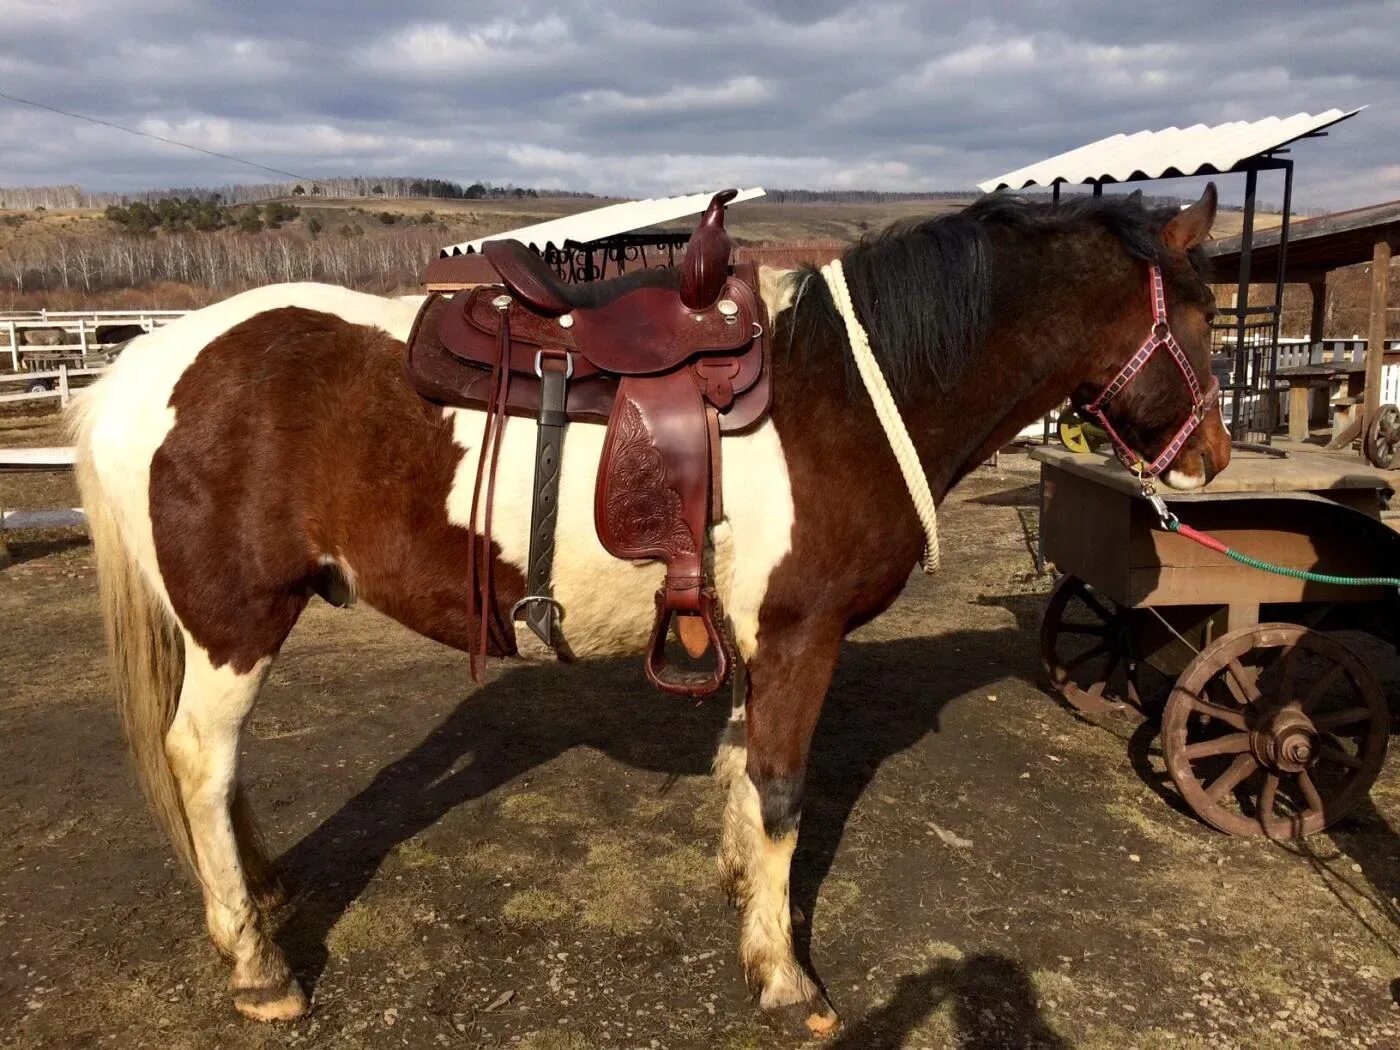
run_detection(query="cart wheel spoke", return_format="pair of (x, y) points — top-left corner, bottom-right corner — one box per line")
(1296, 770), (1326, 816)
(1060, 623), (1109, 637)
(1182, 732), (1250, 760)
(1224, 657), (1262, 704)
(1258, 773), (1280, 828)
(1076, 587), (1116, 625)
(1063, 643), (1109, 671)
(1310, 706), (1370, 732)
(1204, 753), (1259, 803)
(1317, 744), (1363, 770)
(1190, 699), (1249, 732)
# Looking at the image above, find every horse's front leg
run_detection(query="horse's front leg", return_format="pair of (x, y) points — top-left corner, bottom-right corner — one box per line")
(715, 619), (841, 1036)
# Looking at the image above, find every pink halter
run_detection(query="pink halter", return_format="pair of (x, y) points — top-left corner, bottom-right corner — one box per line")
(1084, 265), (1219, 478)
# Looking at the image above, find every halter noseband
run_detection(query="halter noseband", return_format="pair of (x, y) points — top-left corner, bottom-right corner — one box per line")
(1083, 264), (1219, 478)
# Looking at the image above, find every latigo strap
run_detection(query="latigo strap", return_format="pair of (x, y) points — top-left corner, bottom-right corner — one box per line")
(514, 350), (570, 648)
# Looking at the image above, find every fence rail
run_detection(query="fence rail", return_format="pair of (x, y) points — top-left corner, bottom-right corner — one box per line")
(0, 446), (82, 567)
(1, 308), (187, 371)
(0, 364), (103, 405)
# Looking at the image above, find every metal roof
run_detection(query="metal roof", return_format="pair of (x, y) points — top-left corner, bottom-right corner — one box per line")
(440, 187), (766, 256)
(978, 109), (1363, 193)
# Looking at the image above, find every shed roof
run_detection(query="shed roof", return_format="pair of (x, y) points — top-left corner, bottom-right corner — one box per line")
(978, 109), (1363, 193)
(440, 187), (766, 256)
(1204, 197), (1400, 284)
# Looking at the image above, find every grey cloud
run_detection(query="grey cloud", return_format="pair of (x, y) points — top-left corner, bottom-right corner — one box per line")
(0, 0), (1395, 207)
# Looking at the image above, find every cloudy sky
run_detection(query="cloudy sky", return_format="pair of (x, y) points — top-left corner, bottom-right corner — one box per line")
(1, 0), (1396, 208)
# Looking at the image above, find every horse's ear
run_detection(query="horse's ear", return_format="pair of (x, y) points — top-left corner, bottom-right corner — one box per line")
(1126, 189), (1143, 205)
(1162, 183), (1217, 251)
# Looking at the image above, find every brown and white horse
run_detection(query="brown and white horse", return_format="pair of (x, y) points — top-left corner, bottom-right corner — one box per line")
(72, 186), (1229, 1033)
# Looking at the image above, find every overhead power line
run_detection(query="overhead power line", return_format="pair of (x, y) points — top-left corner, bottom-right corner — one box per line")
(0, 89), (314, 182)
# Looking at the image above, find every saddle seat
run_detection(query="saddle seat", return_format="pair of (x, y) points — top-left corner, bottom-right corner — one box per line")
(487, 188), (738, 318)
(403, 190), (769, 698)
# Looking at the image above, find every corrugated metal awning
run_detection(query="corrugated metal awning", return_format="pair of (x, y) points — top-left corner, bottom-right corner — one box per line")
(440, 187), (766, 256)
(978, 109), (1363, 193)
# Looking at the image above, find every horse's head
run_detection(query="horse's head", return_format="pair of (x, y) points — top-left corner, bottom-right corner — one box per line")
(1071, 184), (1231, 491)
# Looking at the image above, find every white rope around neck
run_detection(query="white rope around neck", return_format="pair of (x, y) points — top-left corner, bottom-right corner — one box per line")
(820, 259), (940, 573)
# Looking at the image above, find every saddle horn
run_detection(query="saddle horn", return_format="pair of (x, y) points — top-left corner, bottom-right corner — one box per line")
(680, 189), (738, 310)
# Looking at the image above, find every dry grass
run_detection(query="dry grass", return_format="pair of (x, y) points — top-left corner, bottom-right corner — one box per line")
(502, 888), (572, 925)
(325, 898), (415, 955)
(516, 1029), (593, 1050)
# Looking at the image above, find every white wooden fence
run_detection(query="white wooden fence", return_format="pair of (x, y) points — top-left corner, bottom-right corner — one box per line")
(0, 364), (103, 406)
(0, 447), (84, 567)
(1, 308), (186, 371)
(1217, 337), (1400, 427)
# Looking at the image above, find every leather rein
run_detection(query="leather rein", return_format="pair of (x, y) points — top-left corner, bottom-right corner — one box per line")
(1082, 264), (1218, 479)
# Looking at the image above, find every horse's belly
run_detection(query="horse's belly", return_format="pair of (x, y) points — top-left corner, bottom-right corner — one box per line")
(443, 408), (793, 662)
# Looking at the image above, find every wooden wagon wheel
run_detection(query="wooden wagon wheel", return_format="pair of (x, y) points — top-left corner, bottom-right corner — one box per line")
(1057, 409), (1100, 454)
(1161, 623), (1388, 838)
(1041, 575), (1163, 716)
(1364, 404), (1400, 470)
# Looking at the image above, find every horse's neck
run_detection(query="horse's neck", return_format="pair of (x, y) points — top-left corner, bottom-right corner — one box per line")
(904, 267), (1127, 497)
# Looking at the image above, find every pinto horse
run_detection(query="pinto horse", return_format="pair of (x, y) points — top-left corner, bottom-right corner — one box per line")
(72, 185), (1229, 1033)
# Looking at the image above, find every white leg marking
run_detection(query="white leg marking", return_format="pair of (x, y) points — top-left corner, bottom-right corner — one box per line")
(165, 641), (303, 1019)
(712, 667), (749, 789)
(721, 774), (819, 1011)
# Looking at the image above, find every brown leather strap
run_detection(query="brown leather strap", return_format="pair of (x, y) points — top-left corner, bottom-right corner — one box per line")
(706, 404), (723, 524)
(465, 304), (516, 681)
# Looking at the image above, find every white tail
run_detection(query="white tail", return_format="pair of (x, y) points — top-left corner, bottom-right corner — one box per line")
(69, 398), (197, 876)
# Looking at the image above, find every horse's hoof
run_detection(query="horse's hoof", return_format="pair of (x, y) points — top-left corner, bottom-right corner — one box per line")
(233, 979), (308, 1022)
(763, 997), (841, 1039)
(804, 1004), (840, 1037)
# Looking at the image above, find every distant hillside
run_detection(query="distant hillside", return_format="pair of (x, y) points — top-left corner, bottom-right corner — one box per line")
(3, 189), (1374, 336)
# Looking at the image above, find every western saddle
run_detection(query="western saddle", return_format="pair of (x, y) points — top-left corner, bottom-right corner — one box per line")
(404, 190), (770, 696)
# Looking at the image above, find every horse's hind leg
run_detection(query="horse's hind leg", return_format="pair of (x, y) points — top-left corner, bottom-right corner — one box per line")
(166, 637), (305, 1021)
(716, 622), (841, 1036)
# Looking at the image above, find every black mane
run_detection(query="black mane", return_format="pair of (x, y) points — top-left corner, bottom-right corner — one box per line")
(788, 193), (1168, 397)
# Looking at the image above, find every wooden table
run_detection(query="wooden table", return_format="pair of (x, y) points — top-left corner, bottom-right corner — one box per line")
(1275, 363), (1366, 443)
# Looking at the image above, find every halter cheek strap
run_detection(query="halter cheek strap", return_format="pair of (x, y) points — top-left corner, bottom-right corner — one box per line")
(1084, 265), (1219, 478)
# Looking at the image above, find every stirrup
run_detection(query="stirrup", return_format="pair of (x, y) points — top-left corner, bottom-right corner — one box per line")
(644, 587), (732, 698)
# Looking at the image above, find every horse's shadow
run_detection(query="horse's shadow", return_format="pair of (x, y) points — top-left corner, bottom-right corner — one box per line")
(829, 952), (1069, 1050)
(268, 619), (1039, 996)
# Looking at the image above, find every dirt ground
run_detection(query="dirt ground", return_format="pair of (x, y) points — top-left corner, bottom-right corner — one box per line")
(2, 407), (1399, 1050)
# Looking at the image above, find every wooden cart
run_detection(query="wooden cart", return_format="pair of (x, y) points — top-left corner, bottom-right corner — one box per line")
(1033, 445), (1398, 837)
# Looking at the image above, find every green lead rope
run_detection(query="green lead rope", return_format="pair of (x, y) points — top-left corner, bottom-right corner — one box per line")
(1166, 518), (1400, 589)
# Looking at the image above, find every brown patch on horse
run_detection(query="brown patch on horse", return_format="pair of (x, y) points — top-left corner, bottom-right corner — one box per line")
(745, 186), (1228, 812)
(151, 307), (523, 672)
